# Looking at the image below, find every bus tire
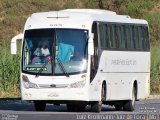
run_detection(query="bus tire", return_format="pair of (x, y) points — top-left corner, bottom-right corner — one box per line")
(91, 83), (105, 112)
(91, 101), (102, 112)
(123, 87), (136, 111)
(115, 105), (123, 111)
(34, 101), (46, 111)
(67, 104), (76, 112)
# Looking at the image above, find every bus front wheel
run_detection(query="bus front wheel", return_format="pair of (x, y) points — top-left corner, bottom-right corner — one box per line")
(91, 83), (105, 112)
(91, 101), (102, 112)
(115, 104), (123, 111)
(123, 87), (136, 111)
(34, 101), (46, 111)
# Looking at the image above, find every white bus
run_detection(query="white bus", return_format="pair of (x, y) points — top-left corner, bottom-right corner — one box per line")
(11, 9), (150, 112)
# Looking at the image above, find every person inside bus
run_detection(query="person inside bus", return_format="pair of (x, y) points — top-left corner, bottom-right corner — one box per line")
(32, 40), (51, 64)
(33, 41), (50, 56)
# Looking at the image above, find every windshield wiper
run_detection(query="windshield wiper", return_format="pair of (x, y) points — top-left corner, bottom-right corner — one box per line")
(56, 57), (70, 77)
(35, 60), (49, 78)
(35, 57), (70, 78)
(54, 29), (69, 77)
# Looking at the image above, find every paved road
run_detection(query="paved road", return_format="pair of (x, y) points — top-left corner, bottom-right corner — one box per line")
(0, 99), (160, 120)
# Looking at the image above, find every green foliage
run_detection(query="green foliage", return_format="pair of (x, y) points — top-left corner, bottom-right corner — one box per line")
(0, 48), (20, 96)
(84, 0), (99, 8)
(63, 0), (76, 9)
(145, 12), (160, 44)
(150, 44), (160, 93)
(120, 0), (160, 45)
(122, 0), (156, 18)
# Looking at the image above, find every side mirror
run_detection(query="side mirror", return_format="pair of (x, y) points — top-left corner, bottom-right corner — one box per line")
(11, 33), (23, 54)
(88, 33), (94, 55)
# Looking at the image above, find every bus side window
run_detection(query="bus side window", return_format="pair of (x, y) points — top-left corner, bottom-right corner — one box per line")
(99, 23), (107, 49)
(126, 25), (134, 49)
(138, 26), (143, 49)
(142, 26), (149, 50)
(119, 25), (126, 49)
(110, 24), (116, 48)
(134, 26), (140, 49)
(105, 24), (110, 48)
(115, 25), (121, 49)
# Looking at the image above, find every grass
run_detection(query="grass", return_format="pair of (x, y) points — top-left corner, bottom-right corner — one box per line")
(0, 48), (20, 98)
(122, 0), (157, 18)
(0, 0), (160, 97)
(150, 44), (160, 94)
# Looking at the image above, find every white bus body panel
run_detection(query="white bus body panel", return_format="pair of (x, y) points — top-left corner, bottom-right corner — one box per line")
(89, 51), (150, 101)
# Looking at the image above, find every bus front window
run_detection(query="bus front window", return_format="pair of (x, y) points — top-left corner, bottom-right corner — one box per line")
(22, 29), (54, 74)
(22, 29), (88, 75)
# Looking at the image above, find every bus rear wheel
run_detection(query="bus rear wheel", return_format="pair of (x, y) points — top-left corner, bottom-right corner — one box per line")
(34, 101), (46, 111)
(123, 87), (136, 111)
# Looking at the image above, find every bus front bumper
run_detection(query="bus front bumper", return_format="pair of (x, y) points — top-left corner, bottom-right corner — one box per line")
(21, 88), (89, 101)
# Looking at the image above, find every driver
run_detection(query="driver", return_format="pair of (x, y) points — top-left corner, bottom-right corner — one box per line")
(34, 41), (50, 56)
(32, 40), (50, 64)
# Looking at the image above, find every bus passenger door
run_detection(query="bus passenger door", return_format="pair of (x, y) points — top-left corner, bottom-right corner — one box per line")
(90, 22), (100, 81)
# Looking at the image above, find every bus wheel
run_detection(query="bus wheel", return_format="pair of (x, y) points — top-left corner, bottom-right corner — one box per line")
(67, 104), (76, 112)
(34, 101), (46, 111)
(91, 101), (102, 112)
(115, 104), (123, 111)
(91, 83), (105, 112)
(123, 87), (136, 111)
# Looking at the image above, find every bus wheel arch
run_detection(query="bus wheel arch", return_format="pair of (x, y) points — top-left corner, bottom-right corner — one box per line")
(101, 80), (107, 101)
(133, 80), (138, 100)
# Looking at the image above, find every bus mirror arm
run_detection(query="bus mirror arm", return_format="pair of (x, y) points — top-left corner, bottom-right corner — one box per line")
(88, 33), (94, 55)
(11, 33), (23, 54)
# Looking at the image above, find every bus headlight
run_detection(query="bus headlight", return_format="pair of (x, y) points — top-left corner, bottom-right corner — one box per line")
(69, 80), (86, 88)
(23, 80), (39, 89)
(29, 82), (39, 89)
(22, 74), (39, 89)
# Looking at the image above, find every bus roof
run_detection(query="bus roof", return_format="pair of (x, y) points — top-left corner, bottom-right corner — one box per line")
(25, 9), (148, 30)
(61, 9), (147, 24)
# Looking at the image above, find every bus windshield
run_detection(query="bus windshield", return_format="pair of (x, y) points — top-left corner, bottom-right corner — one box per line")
(22, 28), (88, 75)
